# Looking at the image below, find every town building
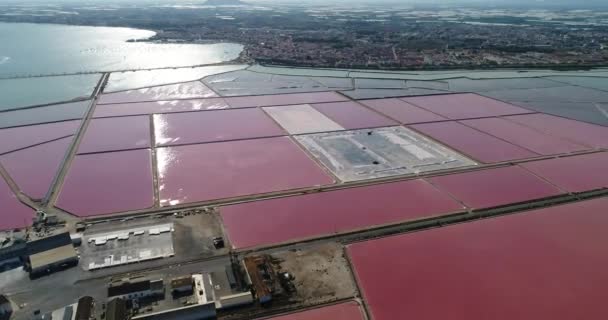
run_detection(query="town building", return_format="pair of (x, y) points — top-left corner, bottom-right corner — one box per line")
(171, 276), (194, 296)
(132, 274), (216, 320)
(74, 296), (95, 320)
(108, 278), (165, 300)
(106, 298), (128, 320)
(0, 295), (12, 320)
(105, 264), (253, 320)
(48, 303), (74, 320)
(40, 296), (94, 320)
(0, 239), (26, 271)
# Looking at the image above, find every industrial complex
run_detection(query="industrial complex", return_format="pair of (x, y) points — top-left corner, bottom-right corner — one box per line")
(1, 64), (608, 319)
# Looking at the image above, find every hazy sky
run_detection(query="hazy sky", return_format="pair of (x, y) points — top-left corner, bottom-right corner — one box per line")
(5, 0), (607, 8)
(1, 0), (595, 2)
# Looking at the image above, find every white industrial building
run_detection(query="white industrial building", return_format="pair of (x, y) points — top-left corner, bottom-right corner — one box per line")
(132, 272), (254, 320)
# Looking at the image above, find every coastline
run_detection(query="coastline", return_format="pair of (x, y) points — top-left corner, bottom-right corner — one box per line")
(0, 21), (157, 38)
(0, 20), (236, 48)
(1, 21), (606, 73)
(0, 21), (244, 77)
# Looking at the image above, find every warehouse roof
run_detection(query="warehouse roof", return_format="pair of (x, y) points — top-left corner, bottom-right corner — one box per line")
(29, 244), (77, 270)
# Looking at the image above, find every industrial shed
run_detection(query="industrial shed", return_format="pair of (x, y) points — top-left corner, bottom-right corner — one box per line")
(29, 244), (78, 277)
(27, 232), (78, 277)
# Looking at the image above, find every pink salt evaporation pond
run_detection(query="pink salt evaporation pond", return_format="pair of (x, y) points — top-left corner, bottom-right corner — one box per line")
(519, 152), (608, 193)
(402, 93), (532, 120)
(56, 149), (154, 216)
(410, 121), (538, 163)
(0, 120), (80, 154)
(426, 166), (563, 209)
(1, 137), (72, 199)
(221, 179), (464, 249)
(78, 116), (151, 154)
(348, 197), (608, 320)
(359, 98), (447, 124)
(504, 113), (608, 149)
(0, 176), (34, 231)
(93, 98), (231, 118)
(157, 137), (334, 206)
(460, 117), (588, 156)
(154, 108), (285, 146)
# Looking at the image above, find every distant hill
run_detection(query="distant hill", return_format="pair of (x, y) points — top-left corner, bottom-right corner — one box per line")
(204, 0), (248, 5)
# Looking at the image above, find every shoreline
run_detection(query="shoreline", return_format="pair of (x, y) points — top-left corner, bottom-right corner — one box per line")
(0, 61), (247, 80)
(1, 21), (607, 74)
(0, 20), (237, 47)
(0, 20), (157, 37)
(258, 62), (608, 72)
(0, 21), (245, 78)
